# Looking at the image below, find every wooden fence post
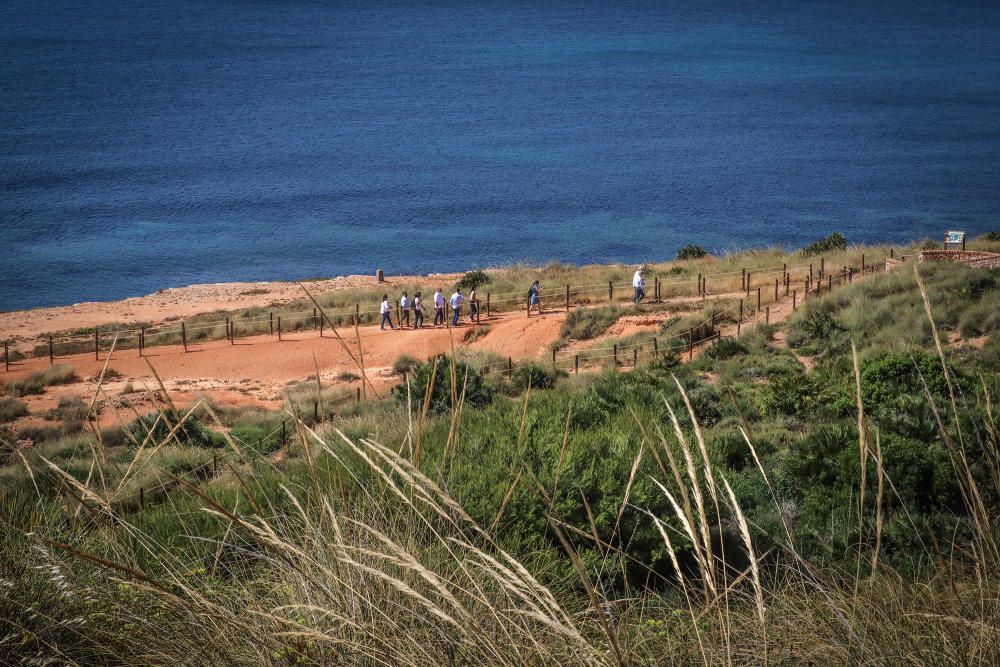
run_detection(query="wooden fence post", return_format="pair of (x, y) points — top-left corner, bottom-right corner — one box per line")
(320, 315), (324, 337)
(138, 329), (143, 357)
(809, 264), (813, 282)
(277, 317), (282, 341)
(756, 287), (761, 311)
(890, 248), (894, 260)
(565, 285), (570, 312)
(181, 322), (187, 352)
(269, 312), (274, 336)
(486, 293), (491, 318)
(746, 271), (752, 296)
(608, 281), (613, 303)
(741, 268), (746, 291)
(820, 257), (825, 279)
(94, 329), (99, 361)
(861, 254), (865, 272)
(828, 275), (832, 291)
(739, 299), (744, 323)
(765, 306), (770, 325)
(793, 290), (797, 311)
(552, 348), (556, 370)
(774, 278), (778, 302)
(702, 276), (706, 298)
(575, 354), (579, 375)
(653, 336), (659, 357)
(508, 357), (513, 378)
(697, 273), (701, 296)
(140, 487), (144, 509)
(613, 344), (618, 365)
(782, 262), (787, 282)
(355, 303), (360, 326)
(356, 387), (361, 402)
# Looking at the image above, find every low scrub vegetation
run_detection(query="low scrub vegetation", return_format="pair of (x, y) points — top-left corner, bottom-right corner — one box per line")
(2, 261), (999, 665)
(0, 397), (27, 423)
(561, 305), (620, 340)
(4, 364), (77, 397)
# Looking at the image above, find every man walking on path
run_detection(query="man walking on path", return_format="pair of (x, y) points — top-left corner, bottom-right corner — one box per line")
(412, 291), (424, 328)
(433, 288), (445, 326)
(380, 295), (396, 330)
(400, 292), (411, 327)
(450, 289), (464, 326)
(468, 287), (479, 322)
(633, 266), (645, 303)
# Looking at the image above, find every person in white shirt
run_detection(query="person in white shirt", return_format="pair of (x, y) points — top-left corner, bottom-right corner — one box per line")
(399, 292), (410, 327)
(380, 295), (395, 330)
(412, 291), (424, 328)
(633, 266), (645, 303)
(450, 289), (464, 326)
(433, 288), (445, 326)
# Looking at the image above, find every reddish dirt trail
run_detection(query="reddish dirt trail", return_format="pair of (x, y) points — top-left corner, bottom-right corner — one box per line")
(1, 309), (568, 422)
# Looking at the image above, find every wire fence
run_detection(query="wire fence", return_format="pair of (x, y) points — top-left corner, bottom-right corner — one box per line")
(2, 251), (889, 371)
(49, 259), (881, 518)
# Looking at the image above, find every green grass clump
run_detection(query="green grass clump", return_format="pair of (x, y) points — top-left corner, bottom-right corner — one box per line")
(5, 365), (78, 397)
(561, 305), (620, 340)
(0, 397), (27, 423)
(392, 353), (421, 375)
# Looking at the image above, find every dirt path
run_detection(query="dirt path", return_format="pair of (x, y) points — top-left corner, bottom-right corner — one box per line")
(2, 309), (568, 427)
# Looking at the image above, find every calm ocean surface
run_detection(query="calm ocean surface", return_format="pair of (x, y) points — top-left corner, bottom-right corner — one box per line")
(2, 0), (999, 311)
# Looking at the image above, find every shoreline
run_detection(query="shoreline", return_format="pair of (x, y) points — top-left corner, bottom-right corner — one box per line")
(0, 270), (464, 344)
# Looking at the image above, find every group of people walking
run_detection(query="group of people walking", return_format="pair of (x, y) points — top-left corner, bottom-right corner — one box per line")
(378, 269), (645, 331)
(379, 287), (482, 330)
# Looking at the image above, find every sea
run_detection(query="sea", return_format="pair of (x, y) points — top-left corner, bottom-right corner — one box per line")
(3, 0), (999, 311)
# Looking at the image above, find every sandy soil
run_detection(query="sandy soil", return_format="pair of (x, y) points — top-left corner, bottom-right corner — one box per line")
(0, 271), (462, 343)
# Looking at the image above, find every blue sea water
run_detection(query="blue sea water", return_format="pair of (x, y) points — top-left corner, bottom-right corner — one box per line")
(2, 0), (999, 311)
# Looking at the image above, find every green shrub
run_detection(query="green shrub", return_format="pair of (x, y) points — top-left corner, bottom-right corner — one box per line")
(676, 244), (708, 260)
(512, 363), (560, 392)
(977, 231), (1000, 242)
(561, 306), (619, 340)
(128, 411), (220, 449)
(404, 357), (493, 415)
(758, 372), (817, 416)
(457, 270), (491, 291)
(801, 232), (847, 256)
(392, 354), (421, 375)
(704, 337), (748, 360)
(0, 397), (28, 423)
